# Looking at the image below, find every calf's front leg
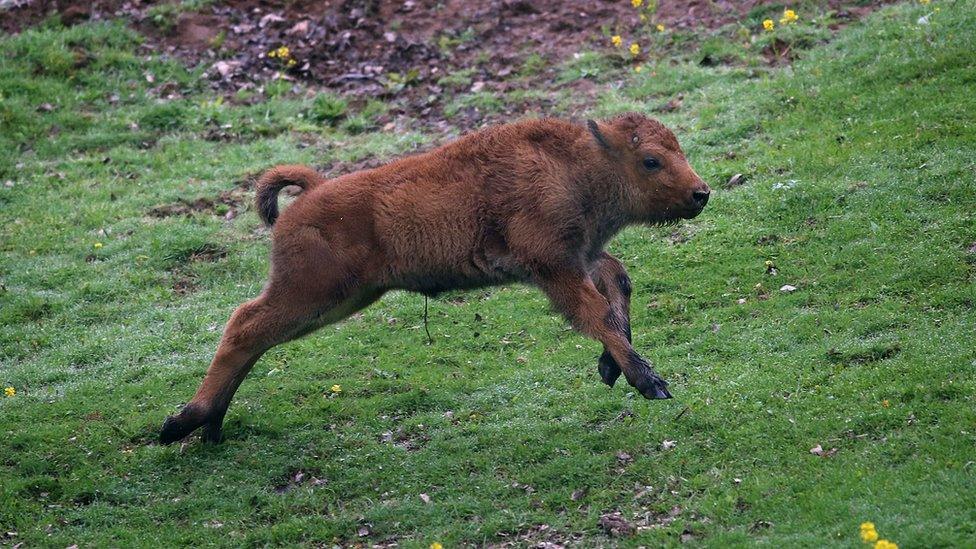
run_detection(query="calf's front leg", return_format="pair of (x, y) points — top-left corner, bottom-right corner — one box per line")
(537, 268), (671, 399)
(592, 252), (634, 387)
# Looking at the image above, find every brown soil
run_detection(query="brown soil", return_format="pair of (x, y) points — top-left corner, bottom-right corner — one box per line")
(4, 1), (889, 86)
(3, 1), (889, 132)
(148, 175), (255, 218)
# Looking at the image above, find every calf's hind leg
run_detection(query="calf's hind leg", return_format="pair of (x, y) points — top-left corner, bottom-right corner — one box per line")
(160, 287), (380, 444)
(160, 243), (382, 445)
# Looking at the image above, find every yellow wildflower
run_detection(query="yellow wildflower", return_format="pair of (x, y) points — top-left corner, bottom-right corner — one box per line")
(632, 0), (643, 7)
(656, 23), (666, 32)
(640, 13), (647, 22)
(860, 522), (878, 543)
(276, 46), (290, 58)
(3, 387), (14, 397)
(919, 0), (930, 4)
(780, 9), (798, 25)
(629, 42), (640, 56)
(287, 59), (297, 67)
(634, 65), (643, 73)
(611, 35), (622, 47)
(763, 19), (775, 31)
(875, 541), (898, 549)
(430, 543), (443, 549)
(330, 384), (342, 394)
(93, 242), (103, 249)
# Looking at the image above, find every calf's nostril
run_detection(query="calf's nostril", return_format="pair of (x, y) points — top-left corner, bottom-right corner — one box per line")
(692, 190), (710, 206)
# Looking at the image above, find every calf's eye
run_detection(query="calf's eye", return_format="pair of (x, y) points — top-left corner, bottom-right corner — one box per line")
(642, 157), (661, 171)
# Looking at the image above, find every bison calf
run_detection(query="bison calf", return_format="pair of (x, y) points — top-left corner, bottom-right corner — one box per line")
(160, 112), (710, 444)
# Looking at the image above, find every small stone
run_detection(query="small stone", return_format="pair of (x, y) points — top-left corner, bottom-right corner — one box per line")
(287, 20), (310, 34)
(213, 60), (241, 78)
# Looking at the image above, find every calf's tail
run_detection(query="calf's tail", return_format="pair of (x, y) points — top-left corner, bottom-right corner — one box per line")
(255, 164), (324, 226)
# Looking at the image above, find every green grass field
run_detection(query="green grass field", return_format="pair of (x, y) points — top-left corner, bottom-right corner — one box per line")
(2, 1), (975, 546)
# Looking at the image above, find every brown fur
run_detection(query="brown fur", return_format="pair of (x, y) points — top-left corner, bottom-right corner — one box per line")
(160, 112), (710, 444)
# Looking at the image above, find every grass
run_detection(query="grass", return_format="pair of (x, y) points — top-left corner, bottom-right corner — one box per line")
(2, 1), (975, 546)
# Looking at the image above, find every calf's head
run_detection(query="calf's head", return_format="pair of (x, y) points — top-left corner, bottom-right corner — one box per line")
(588, 112), (710, 224)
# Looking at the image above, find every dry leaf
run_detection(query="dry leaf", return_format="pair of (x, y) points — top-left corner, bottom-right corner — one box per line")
(661, 439), (676, 451)
(259, 13), (285, 27)
(810, 444), (824, 456)
(598, 511), (635, 537)
(419, 493), (431, 504)
(726, 173), (747, 188)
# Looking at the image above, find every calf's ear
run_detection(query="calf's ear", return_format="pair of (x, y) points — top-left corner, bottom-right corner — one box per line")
(587, 119), (627, 156)
(587, 119), (610, 150)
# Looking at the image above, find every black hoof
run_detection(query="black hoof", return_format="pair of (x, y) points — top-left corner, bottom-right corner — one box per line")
(159, 403), (210, 444)
(159, 415), (196, 444)
(598, 351), (622, 387)
(201, 423), (223, 444)
(635, 376), (672, 400)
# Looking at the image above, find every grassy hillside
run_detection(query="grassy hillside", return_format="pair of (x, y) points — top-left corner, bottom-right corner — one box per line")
(1, 1), (974, 546)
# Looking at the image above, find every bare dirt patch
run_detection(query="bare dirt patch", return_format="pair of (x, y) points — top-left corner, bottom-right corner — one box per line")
(167, 242), (229, 295)
(3, 1), (893, 133)
(149, 175), (256, 219)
